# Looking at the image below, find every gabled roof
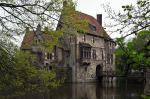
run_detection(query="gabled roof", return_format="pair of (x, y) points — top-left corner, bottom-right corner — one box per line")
(21, 31), (52, 50)
(77, 11), (111, 39)
(21, 32), (34, 50)
(78, 12), (102, 33)
(58, 11), (111, 39)
(21, 11), (113, 50)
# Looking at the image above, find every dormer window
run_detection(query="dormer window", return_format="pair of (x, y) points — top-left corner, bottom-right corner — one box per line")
(89, 24), (96, 32)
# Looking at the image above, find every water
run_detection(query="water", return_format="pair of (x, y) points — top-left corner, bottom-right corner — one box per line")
(5, 79), (145, 99)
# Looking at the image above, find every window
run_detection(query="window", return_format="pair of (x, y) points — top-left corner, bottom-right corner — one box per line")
(89, 24), (96, 31)
(82, 35), (86, 42)
(38, 39), (41, 43)
(49, 66), (52, 70)
(70, 36), (74, 42)
(92, 49), (96, 59)
(35, 39), (38, 44)
(111, 54), (113, 64)
(92, 36), (95, 43)
(101, 49), (104, 60)
(35, 39), (41, 44)
(37, 52), (42, 61)
(47, 53), (52, 59)
(80, 47), (91, 59)
(107, 53), (111, 64)
(46, 53), (54, 60)
(85, 67), (88, 72)
(46, 63), (49, 66)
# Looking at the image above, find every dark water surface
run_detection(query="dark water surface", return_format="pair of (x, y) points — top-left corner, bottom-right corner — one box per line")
(7, 79), (144, 99)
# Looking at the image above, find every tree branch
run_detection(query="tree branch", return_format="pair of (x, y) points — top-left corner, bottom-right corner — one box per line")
(0, 3), (37, 8)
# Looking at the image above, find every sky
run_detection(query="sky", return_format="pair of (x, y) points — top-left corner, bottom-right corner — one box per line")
(75, 0), (137, 38)
(16, 0), (137, 45)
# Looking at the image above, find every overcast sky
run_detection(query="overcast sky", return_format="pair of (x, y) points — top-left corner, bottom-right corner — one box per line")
(76, 0), (137, 38)
(17, 0), (137, 45)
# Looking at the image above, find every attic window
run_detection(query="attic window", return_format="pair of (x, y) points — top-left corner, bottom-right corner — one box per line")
(89, 24), (96, 32)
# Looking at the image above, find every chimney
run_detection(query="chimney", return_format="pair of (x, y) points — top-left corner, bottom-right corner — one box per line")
(97, 14), (102, 26)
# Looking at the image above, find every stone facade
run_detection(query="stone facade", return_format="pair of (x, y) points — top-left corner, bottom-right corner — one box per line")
(58, 13), (116, 82)
(21, 12), (116, 83)
(69, 33), (115, 82)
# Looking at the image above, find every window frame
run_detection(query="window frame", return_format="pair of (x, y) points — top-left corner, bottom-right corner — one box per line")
(92, 49), (96, 59)
(92, 36), (95, 43)
(89, 24), (97, 32)
(80, 46), (91, 59)
(82, 35), (86, 42)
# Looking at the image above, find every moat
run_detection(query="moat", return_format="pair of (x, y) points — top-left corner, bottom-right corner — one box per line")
(5, 79), (144, 99)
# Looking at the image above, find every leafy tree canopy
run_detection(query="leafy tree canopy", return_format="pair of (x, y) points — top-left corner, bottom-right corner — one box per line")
(115, 30), (150, 75)
(0, 49), (61, 96)
(0, 0), (84, 95)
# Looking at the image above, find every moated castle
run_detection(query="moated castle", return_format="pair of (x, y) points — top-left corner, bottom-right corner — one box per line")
(21, 11), (116, 82)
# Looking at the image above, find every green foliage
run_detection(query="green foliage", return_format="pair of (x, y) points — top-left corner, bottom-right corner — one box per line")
(141, 95), (150, 99)
(0, 50), (61, 96)
(115, 30), (150, 74)
(31, 0), (88, 52)
(41, 28), (64, 52)
(138, 30), (150, 37)
(115, 49), (125, 56)
(0, 0), (88, 96)
(61, 1), (88, 36)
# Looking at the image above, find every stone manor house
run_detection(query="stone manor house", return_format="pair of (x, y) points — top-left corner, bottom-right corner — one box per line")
(21, 11), (116, 82)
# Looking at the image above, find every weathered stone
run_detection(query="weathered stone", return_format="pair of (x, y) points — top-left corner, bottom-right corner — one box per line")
(21, 12), (116, 83)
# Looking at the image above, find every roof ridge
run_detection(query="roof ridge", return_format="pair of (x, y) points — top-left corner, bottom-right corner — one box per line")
(76, 11), (96, 20)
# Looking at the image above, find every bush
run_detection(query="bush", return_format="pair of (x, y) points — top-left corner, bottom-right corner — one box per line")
(0, 50), (61, 96)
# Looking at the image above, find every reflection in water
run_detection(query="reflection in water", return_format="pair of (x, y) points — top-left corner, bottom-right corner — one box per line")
(6, 79), (144, 99)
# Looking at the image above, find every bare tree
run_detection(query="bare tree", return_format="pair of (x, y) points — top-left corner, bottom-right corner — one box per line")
(0, 0), (77, 39)
(103, 0), (150, 38)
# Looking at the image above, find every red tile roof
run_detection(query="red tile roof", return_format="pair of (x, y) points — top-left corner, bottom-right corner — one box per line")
(78, 11), (110, 38)
(21, 31), (53, 50)
(21, 32), (34, 50)
(21, 12), (112, 50)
